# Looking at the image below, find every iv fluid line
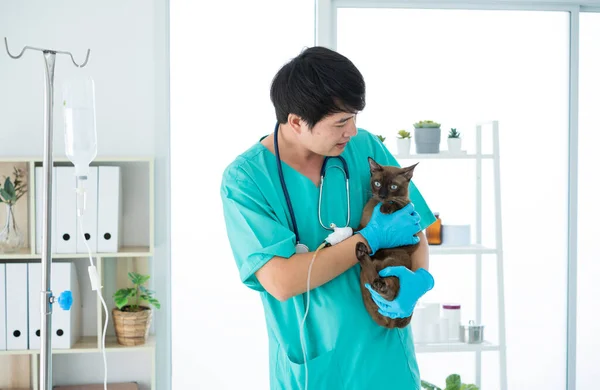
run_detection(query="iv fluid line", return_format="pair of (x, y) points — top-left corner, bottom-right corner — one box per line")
(300, 241), (326, 390)
(77, 178), (108, 390)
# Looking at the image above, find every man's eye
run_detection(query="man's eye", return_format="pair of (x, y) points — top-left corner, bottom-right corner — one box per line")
(390, 184), (398, 190)
(374, 181), (381, 188)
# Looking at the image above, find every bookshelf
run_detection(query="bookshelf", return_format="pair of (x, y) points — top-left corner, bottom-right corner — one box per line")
(0, 156), (156, 390)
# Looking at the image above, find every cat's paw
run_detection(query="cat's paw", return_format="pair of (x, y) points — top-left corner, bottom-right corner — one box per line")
(355, 242), (370, 263)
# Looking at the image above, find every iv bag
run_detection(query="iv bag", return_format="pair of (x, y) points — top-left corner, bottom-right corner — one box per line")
(63, 76), (97, 177)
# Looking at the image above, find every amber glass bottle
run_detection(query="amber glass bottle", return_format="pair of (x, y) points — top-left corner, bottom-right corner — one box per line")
(426, 212), (442, 245)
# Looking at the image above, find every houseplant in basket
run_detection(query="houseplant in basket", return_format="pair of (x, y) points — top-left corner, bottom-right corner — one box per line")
(447, 128), (462, 154)
(112, 272), (160, 346)
(413, 120), (441, 154)
(396, 129), (412, 157)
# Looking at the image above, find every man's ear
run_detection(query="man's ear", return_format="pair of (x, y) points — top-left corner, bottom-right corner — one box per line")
(287, 113), (304, 136)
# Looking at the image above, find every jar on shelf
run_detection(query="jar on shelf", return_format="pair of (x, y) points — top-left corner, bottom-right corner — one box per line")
(441, 303), (461, 341)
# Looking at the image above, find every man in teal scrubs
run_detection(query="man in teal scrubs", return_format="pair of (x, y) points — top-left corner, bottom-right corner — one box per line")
(220, 47), (436, 389)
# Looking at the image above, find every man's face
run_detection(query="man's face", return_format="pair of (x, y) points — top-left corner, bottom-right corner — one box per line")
(298, 112), (358, 157)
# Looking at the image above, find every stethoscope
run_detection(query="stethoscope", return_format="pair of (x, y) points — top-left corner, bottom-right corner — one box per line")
(273, 123), (351, 253)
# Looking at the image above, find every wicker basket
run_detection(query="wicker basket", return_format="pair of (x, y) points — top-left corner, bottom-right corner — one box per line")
(112, 306), (152, 346)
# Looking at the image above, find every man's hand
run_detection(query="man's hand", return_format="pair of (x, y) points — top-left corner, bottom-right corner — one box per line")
(365, 266), (434, 319)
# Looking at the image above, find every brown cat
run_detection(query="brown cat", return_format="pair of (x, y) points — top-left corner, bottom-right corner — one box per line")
(355, 157), (420, 329)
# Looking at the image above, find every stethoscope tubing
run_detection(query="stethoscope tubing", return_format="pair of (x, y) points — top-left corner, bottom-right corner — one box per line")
(273, 123), (351, 246)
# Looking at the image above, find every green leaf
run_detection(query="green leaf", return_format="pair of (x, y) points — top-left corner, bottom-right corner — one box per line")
(445, 374), (462, 390)
(0, 188), (12, 202)
(138, 274), (150, 284)
(115, 297), (128, 309)
(4, 177), (15, 199)
(420, 380), (441, 390)
(139, 285), (155, 295)
(113, 289), (129, 299)
(128, 272), (140, 285)
(127, 288), (137, 298)
(148, 298), (160, 309)
(140, 294), (149, 301)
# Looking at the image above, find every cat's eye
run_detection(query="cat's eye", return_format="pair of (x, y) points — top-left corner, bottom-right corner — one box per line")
(374, 181), (381, 188)
(390, 184), (398, 190)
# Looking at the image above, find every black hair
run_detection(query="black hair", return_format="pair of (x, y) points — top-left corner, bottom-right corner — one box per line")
(270, 46), (366, 129)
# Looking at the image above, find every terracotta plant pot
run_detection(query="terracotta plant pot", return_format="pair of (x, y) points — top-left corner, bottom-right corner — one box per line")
(112, 306), (152, 346)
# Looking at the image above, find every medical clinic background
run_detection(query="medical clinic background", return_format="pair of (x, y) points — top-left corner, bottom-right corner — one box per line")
(1, 0), (599, 389)
(170, 2), (600, 390)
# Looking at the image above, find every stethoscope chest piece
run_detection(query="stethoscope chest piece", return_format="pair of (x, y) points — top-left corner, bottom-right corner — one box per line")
(295, 243), (309, 254)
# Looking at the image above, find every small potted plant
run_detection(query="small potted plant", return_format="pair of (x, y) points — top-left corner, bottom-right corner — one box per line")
(447, 128), (462, 154)
(0, 167), (27, 253)
(421, 373), (479, 390)
(112, 272), (160, 346)
(396, 129), (411, 157)
(413, 120), (441, 154)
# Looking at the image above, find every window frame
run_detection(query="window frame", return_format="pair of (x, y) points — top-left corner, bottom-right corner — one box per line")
(314, 1), (600, 389)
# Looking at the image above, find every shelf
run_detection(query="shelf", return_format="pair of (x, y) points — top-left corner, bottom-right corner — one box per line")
(429, 244), (498, 255)
(394, 152), (494, 159)
(0, 246), (153, 260)
(415, 340), (499, 353)
(0, 335), (156, 356)
(0, 156), (154, 163)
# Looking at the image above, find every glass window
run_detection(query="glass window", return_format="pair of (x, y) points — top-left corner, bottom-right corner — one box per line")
(337, 8), (570, 389)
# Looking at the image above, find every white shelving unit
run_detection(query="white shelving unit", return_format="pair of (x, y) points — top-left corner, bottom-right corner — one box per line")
(0, 156), (156, 390)
(395, 121), (507, 390)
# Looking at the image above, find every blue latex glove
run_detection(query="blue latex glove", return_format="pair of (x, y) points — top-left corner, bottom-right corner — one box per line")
(365, 266), (434, 319)
(357, 202), (421, 255)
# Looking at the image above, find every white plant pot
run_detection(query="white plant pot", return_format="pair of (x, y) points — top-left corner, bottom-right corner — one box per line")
(447, 138), (462, 154)
(396, 138), (411, 157)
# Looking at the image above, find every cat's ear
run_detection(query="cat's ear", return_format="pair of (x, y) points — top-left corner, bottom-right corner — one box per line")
(368, 157), (383, 174)
(399, 162), (418, 181)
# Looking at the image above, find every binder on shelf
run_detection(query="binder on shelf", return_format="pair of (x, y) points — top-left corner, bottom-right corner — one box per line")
(28, 262), (82, 350)
(76, 166), (98, 254)
(0, 263), (6, 351)
(6, 263), (28, 350)
(56, 166), (77, 254)
(97, 166), (121, 253)
(35, 166), (57, 254)
(27, 262), (41, 350)
(51, 262), (82, 349)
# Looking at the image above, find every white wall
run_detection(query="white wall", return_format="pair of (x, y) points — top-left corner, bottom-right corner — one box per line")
(169, 1), (314, 389)
(0, 1), (171, 389)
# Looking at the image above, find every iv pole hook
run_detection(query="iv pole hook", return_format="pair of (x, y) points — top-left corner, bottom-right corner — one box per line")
(3, 36), (91, 390)
(4, 37), (91, 67)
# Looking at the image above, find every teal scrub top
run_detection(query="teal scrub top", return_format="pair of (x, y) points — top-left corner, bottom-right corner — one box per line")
(220, 128), (436, 390)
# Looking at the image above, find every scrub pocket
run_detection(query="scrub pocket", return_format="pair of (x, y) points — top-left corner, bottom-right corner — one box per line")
(278, 348), (342, 390)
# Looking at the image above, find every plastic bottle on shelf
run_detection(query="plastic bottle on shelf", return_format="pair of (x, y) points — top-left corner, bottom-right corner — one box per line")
(426, 212), (442, 245)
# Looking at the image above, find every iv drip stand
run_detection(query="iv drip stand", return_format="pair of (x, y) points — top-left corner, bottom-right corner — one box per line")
(4, 37), (90, 390)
